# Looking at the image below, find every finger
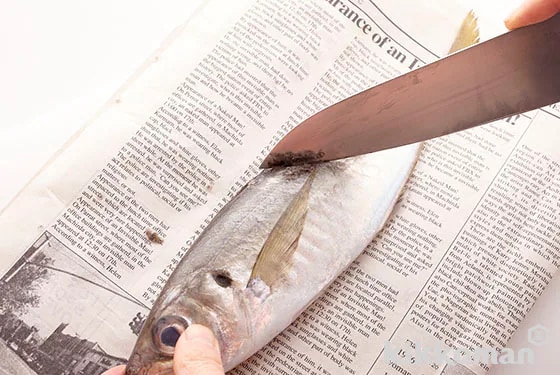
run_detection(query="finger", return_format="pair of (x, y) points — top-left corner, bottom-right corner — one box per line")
(101, 365), (126, 375)
(505, 0), (560, 29)
(173, 324), (225, 375)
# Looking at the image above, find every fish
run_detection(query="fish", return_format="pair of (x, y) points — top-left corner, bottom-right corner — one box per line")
(125, 10), (478, 374)
(125, 144), (421, 374)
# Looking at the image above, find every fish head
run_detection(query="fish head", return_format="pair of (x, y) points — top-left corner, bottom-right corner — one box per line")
(126, 267), (255, 374)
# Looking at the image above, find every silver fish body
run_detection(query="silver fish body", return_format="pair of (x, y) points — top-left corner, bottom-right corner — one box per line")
(125, 144), (420, 374)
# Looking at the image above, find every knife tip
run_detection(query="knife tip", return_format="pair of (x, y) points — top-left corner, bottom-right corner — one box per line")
(259, 156), (274, 169)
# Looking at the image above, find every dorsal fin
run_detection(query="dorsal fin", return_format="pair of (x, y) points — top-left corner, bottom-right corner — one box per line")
(248, 170), (316, 290)
(449, 10), (480, 54)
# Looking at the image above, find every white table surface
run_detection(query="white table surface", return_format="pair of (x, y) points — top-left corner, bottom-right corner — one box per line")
(0, 1), (558, 374)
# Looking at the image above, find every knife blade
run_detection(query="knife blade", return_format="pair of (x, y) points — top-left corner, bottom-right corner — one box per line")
(261, 13), (560, 168)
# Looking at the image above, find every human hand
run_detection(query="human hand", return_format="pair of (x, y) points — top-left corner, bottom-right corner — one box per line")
(505, 0), (560, 29)
(102, 324), (225, 375)
(101, 365), (126, 375)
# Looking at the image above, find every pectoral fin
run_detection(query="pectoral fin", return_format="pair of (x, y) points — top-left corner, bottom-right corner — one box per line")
(248, 170), (316, 289)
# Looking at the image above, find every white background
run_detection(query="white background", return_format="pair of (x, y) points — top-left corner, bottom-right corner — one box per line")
(0, 0), (205, 209)
(0, 0), (558, 373)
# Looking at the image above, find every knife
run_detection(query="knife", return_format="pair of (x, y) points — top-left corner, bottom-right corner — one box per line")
(260, 13), (560, 168)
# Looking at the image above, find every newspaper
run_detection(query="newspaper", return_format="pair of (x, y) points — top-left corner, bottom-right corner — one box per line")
(0, 0), (558, 374)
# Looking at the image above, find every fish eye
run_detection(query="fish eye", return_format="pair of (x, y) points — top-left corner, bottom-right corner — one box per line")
(212, 271), (233, 288)
(152, 315), (190, 355)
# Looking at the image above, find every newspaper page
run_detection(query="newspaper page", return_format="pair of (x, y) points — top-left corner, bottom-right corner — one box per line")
(0, 0), (558, 375)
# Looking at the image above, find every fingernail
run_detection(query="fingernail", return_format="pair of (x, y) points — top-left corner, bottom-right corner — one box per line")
(504, 2), (527, 30)
(504, 9), (519, 28)
(184, 324), (217, 348)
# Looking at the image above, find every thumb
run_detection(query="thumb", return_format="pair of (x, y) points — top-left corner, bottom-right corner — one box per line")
(173, 324), (225, 375)
(101, 365), (126, 375)
(505, 0), (560, 29)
